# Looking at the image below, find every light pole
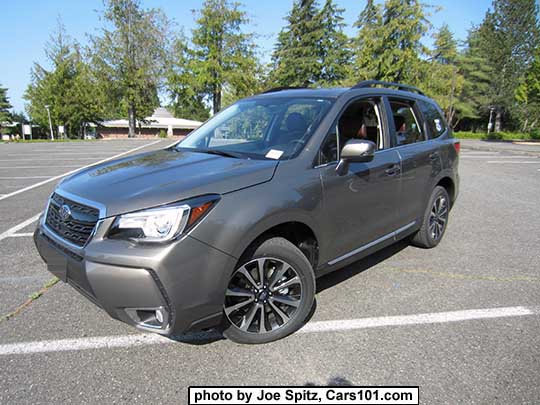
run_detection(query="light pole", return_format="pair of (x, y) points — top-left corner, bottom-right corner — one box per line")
(45, 105), (54, 141)
(487, 107), (495, 135)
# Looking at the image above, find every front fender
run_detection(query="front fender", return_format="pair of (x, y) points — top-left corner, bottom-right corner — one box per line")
(189, 165), (324, 263)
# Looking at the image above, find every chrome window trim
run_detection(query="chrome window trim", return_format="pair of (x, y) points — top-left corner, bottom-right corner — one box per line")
(327, 221), (416, 265)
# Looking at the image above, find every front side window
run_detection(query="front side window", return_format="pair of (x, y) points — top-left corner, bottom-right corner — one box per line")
(319, 98), (383, 165)
(419, 100), (447, 139)
(389, 100), (425, 147)
(177, 97), (334, 160)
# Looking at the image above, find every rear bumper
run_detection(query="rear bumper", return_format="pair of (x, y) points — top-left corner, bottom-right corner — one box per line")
(34, 219), (237, 336)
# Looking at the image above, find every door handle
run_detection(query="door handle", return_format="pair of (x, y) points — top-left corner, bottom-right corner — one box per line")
(385, 164), (400, 176)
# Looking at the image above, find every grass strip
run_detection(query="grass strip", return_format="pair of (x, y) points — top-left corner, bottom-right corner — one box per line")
(0, 277), (59, 323)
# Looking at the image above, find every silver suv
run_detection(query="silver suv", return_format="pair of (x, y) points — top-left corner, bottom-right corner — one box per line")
(34, 81), (460, 344)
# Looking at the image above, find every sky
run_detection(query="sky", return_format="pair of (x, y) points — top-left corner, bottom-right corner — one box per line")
(1, 0), (493, 113)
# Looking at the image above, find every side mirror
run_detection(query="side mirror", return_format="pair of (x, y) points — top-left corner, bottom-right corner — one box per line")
(336, 139), (376, 176)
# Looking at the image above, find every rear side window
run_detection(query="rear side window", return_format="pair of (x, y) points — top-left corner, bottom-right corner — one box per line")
(389, 100), (425, 146)
(419, 101), (447, 139)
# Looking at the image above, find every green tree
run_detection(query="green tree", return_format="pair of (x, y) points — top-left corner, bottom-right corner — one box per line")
(25, 21), (105, 138)
(377, 0), (429, 83)
(455, 27), (493, 129)
(0, 85), (12, 123)
(318, 0), (351, 85)
(352, 0), (430, 84)
(475, 0), (539, 131)
(91, 0), (170, 137)
(166, 34), (210, 122)
(270, 0), (324, 87)
(515, 49), (540, 132)
(432, 24), (457, 64)
(421, 25), (464, 126)
(190, 0), (259, 114)
(352, 0), (382, 81)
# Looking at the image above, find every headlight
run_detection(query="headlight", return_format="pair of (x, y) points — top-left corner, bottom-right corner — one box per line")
(108, 195), (219, 243)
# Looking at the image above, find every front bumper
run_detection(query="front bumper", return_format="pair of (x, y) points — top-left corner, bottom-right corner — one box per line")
(34, 217), (237, 336)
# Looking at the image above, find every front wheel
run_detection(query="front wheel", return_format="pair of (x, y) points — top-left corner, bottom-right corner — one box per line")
(222, 237), (315, 344)
(410, 186), (450, 249)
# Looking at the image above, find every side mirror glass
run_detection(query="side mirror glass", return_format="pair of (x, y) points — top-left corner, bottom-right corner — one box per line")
(336, 139), (376, 175)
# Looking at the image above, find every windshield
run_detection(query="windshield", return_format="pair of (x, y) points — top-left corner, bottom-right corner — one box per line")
(176, 97), (334, 160)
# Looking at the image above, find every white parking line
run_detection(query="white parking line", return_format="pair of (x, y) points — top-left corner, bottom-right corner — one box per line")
(0, 158), (104, 162)
(487, 161), (540, 164)
(0, 213), (41, 242)
(0, 176), (53, 179)
(298, 306), (534, 333)
(0, 166), (83, 169)
(8, 233), (34, 237)
(461, 156), (538, 159)
(0, 140), (162, 202)
(0, 306), (535, 356)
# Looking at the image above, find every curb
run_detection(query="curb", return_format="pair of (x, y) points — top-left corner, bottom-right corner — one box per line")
(460, 143), (540, 157)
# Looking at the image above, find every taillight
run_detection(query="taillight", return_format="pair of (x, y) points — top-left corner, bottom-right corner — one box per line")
(453, 141), (460, 154)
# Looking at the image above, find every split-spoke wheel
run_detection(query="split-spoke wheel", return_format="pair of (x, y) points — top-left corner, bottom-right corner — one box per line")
(222, 237), (315, 344)
(410, 185), (450, 249)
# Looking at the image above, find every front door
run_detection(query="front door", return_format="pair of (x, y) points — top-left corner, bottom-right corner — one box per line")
(317, 97), (402, 265)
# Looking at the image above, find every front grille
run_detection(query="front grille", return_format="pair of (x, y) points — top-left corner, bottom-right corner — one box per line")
(45, 193), (99, 247)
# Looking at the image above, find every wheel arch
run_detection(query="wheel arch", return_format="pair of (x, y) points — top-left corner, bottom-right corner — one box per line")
(236, 219), (320, 271)
(435, 176), (456, 207)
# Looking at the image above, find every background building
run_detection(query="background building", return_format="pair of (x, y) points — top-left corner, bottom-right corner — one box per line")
(98, 108), (202, 139)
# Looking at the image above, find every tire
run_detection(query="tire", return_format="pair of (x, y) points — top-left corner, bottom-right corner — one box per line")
(410, 186), (450, 249)
(222, 237), (315, 344)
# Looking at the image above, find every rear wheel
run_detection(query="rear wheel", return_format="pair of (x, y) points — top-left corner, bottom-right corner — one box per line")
(222, 237), (315, 344)
(410, 186), (450, 248)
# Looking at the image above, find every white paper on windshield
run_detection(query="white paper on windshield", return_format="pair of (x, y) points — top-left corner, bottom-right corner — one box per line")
(265, 149), (284, 160)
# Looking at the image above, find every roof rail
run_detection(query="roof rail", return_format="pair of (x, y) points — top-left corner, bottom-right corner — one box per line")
(352, 80), (424, 96)
(262, 86), (307, 94)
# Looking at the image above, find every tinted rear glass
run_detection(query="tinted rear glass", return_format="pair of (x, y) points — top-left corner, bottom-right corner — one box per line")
(419, 101), (447, 139)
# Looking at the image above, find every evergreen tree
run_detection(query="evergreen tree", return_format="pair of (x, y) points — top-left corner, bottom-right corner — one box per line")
(190, 0), (259, 114)
(25, 21), (106, 138)
(318, 0), (351, 85)
(515, 48), (540, 132)
(432, 24), (457, 64)
(455, 27), (493, 129)
(270, 0), (324, 87)
(352, 0), (429, 84)
(0, 85), (12, 123)
(166, 34), (210, 122)
(91, 0), (170, 137)
(422, 25), (463, 126)
(475, 0), (539, 131)
(352, 0), (382, 81)
(377, 0), (429, 83)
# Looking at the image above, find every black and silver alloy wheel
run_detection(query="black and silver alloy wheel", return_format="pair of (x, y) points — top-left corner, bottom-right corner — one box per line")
(410, 185), (451, 249)
(222, 237), (315, 344)
(428, 195), (448, 241)
(225, 257), (302, 334)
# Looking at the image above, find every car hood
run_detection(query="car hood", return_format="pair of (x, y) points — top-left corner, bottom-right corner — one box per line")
(58, 149), (278, 217)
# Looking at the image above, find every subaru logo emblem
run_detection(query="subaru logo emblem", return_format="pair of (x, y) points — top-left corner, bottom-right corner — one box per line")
(59, 204), (71, 221)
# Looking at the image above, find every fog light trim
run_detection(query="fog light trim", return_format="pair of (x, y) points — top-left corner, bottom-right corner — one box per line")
(125, 306), (169, 330)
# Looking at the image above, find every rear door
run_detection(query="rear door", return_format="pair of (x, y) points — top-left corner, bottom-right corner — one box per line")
(385, 97), (442, 225)
(317, 97), (402, 264)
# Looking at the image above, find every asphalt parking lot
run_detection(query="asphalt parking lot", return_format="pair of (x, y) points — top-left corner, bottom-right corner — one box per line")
(0, 139), (539, 403)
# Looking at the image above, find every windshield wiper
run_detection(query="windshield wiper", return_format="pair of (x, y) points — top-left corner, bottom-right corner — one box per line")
(200, 149), (243, 159)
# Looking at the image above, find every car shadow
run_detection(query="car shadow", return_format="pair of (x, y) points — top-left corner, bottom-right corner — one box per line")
(316, 239), (409, 294)
(168, 240), (410, 346)
(305, 376), (354, 386)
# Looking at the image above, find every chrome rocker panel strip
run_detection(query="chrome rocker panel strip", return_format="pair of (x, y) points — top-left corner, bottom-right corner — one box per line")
(328, 221), (416, 266)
